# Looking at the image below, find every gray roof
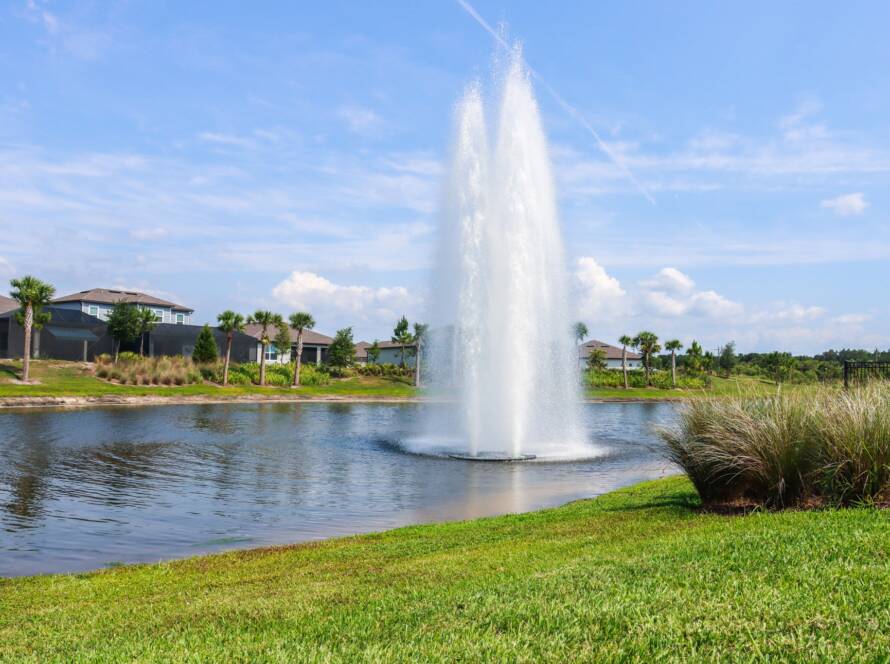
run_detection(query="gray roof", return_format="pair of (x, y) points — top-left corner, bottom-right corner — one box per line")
(354, 341), (371, 359)
(0, 294), (17, 314)
(53, 288), (193, 312)
(579, 339), (642, 361)
(243, 324), (334, 346)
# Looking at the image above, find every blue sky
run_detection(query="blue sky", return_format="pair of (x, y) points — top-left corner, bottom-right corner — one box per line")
(1, 1), (888, 353)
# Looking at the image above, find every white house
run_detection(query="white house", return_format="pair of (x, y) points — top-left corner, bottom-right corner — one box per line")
(579, 339), (643, 370)
(52, 288), (194, 325)
(243, 324), (334, 365)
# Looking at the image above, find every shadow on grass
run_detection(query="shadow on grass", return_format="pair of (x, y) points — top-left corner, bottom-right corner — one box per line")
(598, 492), (701, 514)
(0, 361), (20, 381)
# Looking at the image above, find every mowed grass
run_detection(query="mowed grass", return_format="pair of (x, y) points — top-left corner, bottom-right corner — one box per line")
(2, 477), (889, 662)
(585, 375), (820, 400)
(0, 360), (416, 399)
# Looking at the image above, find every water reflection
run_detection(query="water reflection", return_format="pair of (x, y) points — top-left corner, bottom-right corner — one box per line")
(0, 402), (676, 576)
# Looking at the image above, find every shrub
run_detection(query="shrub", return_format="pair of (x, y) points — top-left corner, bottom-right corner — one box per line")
(93, 354), (204, 386)
(192, 325), (219, 364)
(118, 351), (141, 363)
(659, 385), (890, 508)
(298, 364), (330, 386)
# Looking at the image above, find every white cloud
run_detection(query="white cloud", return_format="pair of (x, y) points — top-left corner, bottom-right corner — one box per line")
(337, 105), (382, 135)
(638, 267), (742, 319)
(128, 227), (169, 241)
(272, 271), (421, 332)
(821, 192), (868, 216)
(574, 257), (626, 319)
(640, 267), (694, 294)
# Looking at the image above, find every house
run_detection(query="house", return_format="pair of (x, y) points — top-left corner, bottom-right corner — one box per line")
(0, 295), (19, 358)
(243, 324), (334, 365)
(579, 339), (643, 371)
(52, 288), (194, 325)
(369, 341), (416, 368)
(354, 341), (371, 365)
(1, 306), (113, 361)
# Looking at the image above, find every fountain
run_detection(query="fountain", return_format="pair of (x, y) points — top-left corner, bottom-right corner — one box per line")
(424, 46), (588, 461)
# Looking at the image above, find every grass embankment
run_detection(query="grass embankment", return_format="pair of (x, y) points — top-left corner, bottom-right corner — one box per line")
(0, 360), (416, 400)
(585, 375), (813, 400)
(2, 477), (889, 661)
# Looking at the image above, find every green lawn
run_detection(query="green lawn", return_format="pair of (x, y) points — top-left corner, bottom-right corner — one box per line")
(585, 375), (818, 400)
(2, 477), (888, 661)
(0, 360), (417, 400)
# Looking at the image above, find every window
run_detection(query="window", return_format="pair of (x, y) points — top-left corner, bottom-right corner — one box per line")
(175, 313), (184, 325)
(264, 345), (279, 362)
(153, 309), (165, 322)
(88, 305), (98, 317)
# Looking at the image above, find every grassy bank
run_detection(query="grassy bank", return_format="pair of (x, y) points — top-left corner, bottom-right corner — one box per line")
(2, 477), (889, 661)
(585, 374), (814, 400)
(0, 360), (416, 400)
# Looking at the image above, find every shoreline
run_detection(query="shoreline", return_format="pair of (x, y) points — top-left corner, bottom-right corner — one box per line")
(0, 393), (683, 410)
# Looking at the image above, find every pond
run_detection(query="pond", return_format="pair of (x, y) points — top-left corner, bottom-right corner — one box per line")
(0, 402), (677, 576)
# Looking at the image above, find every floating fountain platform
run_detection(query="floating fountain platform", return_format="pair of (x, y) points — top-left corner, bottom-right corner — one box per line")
(448, 453), (537, 462)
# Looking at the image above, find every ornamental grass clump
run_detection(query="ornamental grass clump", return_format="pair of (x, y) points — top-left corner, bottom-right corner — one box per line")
(659, 384), (890, 508)
(94, 354), (202, 386)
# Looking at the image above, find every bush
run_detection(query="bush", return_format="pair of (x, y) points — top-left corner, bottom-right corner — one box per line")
(583, 369), (708, 390)
(659, 385), (890, 508)
(93, 354), (203, 387)
(192, 324), (219, 364)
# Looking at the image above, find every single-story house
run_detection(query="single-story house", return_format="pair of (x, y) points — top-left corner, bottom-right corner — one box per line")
(0, 304), (255, 363)
(243, 324), (334, 365)
(52, 288), (194, 325)
(368, 341), (416, 368)
(354, 341), (371, 365)
(579, 339), (643, 370)
(0, 295), (19, 359)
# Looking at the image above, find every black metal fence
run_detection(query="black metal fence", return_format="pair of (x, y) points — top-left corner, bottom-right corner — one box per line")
(843, 361), (890, 388)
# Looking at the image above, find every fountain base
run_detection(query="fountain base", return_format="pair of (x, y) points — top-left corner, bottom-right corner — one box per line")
(448, 453), (537, 462)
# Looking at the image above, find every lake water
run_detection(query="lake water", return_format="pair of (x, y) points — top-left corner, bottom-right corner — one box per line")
(0, 402), (677, 576)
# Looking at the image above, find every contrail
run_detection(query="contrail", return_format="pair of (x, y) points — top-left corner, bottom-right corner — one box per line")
(455, 0), (656, 205)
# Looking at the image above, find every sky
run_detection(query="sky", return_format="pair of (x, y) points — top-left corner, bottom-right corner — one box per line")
(1, 1), (888, 354)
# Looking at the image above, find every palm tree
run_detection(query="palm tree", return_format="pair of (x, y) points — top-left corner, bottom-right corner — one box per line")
(634, 331), (661, 387)
(135, 306), (157, 357)
(574, 322), (588, 345)
(665, 339), (683, 388)
(392, 316), (412, 369)
(217, 310), (245, 386)
(9, 276), (55, 382)
(247, 310), (283, 386)
(413, 322), (428, 388)
(618, 334), (633, 390)
(288, 312), (315, 387)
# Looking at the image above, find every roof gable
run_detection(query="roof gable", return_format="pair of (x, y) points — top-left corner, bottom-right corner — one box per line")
(52, 288), (193, 312)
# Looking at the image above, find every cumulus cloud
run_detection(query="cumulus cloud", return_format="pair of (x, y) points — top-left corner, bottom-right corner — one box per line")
(821, 192), (868, 216)
(639, 267), (742, 319)
(574, 257), (626, 319)
(272, 271), (421, 331)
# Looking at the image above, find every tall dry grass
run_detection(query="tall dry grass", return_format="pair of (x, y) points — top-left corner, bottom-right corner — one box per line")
(94, 354), (202, 386)
(659, 384), (890, 507)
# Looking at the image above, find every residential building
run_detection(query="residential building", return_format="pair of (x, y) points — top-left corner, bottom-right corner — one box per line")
(243, 324), (334, 365)
(52, 288), (194, 325)
(369, 341), (416, 368)
(354, 341), (371, 365)
(579, 339), (643, 370)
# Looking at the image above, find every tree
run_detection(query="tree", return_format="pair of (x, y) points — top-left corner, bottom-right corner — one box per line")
(685, 340), (703, 374)
(367, 340), (381, 365)
(273, 322), (292, 368)
(328, 327), (355, 370)
(702, 351), (715, 375)
(413, 322), (428, 387)
(106, 301), (140, 362)
(192, 324), (219, 363)
(247, 310), (283, 386)
(634, 331), (661, 386)
(9, 276), (55, 382)
(586, 347), (607, 371)
(574, 322), (588, 345)
(618, 334), (633, 390)
(718, 341), (737, 377)
(288, 312), (315, 387)
(216, 310), (245, 386)
(135, 307), (157, 357)
(764, 351), (795, 384)
(665, 339), (683, 388)
(392, 316), (413, 368)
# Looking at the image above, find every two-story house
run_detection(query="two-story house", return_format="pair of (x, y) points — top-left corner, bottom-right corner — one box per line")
(52, 288), (194, 325)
